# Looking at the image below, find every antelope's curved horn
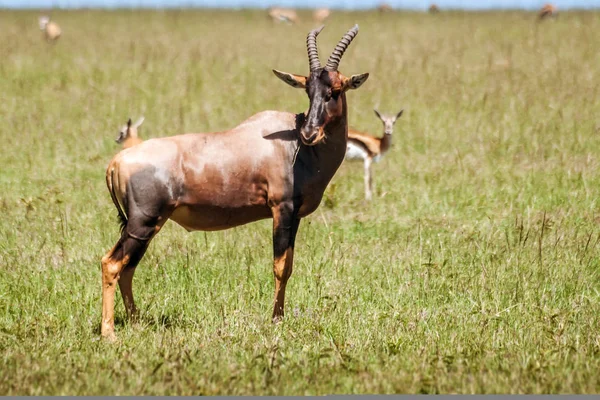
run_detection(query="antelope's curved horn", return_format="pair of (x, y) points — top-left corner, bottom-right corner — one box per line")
(307, 25), (325, 71)
(325, 24), (359, 71)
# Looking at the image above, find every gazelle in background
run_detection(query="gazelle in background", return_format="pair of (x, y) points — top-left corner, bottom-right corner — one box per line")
(539, 3), (557, 20)
(115, 117), (145, 149)
(313, 8), (331, 23)
(345, 109), (403, 201)
(100, 25), (369, 340)
(428, 4), (440, 13)
(268, 7), (299, 24)
(378, 3), (393, 12)
(38, 16), (61, 42)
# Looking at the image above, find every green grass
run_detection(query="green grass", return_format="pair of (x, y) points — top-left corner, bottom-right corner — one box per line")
(1, 8), (600, 394)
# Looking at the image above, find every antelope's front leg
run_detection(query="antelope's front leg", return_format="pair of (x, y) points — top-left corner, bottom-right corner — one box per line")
(271, 202), (301, 322)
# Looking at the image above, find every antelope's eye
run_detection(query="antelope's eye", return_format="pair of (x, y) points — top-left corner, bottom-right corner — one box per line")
(331, 90), (341, 100)
(325, 89), (332, 101)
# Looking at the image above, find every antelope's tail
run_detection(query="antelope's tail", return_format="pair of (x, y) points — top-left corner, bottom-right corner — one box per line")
(106, 164), (127, 233)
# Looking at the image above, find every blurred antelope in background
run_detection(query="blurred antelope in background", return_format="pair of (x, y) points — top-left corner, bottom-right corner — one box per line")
(115, 117), (145, 149)
(345, 109), (403, 201)
(268, 7), (298, 24)
(313, 8), (331, 23)
(378, 3), (393, 12)
(429, 4), (440, 13)
(100, 25), (369, 340)
(38, 16), (61, 42)
(539, 3), (557, 19)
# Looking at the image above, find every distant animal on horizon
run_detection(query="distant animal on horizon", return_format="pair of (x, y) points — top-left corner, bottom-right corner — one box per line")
(268, 7), (299, 24)
(115, 117), (145, 149)
(345, 109), (403, 201)
(539, 3), (558, 19)
(313, 8), (331, 23)
(378, 3), (393, 12)
(429, 4), (440, 13)
(38, 16), (61, 42)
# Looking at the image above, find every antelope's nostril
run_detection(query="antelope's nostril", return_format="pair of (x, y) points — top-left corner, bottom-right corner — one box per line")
(301, 128), (316, 142)
(301, 124), (323, 145)
(301, 132), (318, 145)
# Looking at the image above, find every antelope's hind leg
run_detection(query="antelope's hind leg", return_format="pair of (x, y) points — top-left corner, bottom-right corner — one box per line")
(101, 218), (163, 340)
(271, 203), (301, 322)
(118, 266), (137, 321)
(364, 157), (373, 201)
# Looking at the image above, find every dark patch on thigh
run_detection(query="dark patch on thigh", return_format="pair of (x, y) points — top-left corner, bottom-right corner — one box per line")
(123, 166), (175, 240)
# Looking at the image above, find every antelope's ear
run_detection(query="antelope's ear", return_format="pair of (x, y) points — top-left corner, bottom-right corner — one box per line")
(134, 116), (145, 128)
(273, 70), (307, 88)
(395, 109), (404, 121)
(344, 73), (369, 91)
(374, 108), (382, 120)
(127, 118), (132, 128)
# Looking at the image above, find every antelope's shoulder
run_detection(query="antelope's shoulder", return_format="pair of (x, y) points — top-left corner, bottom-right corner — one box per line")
(235, 110), (300, 134)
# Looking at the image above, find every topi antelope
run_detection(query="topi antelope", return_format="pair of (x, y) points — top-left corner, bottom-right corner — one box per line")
(268, 7), (299, 24)
(345, 109), (403, 201)
(100, 25), (369, 340)
(539, 3), (557, 20)
(38, 16), (61, 42)
(313, 8), (331, 23)
(115, 117), (145, 149)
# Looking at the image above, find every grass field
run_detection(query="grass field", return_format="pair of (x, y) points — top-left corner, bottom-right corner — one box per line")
(1, 8), (600, 394)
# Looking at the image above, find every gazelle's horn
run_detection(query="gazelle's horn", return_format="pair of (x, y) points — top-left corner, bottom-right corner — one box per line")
(325, 25), (359, 71)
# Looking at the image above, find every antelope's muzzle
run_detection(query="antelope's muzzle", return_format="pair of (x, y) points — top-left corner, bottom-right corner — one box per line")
(300, 126), (324, 146)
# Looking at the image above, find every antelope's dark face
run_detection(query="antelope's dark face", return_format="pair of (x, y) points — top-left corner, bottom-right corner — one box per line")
(273, 25), (369, 146)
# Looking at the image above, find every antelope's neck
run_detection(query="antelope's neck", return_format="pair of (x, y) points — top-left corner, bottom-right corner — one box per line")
(295, 94), (348, 206)
(317, 93), (349, 172)
(380, 132), (392, 154)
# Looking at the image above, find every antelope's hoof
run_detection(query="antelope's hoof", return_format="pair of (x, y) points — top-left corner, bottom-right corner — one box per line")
(272, 315), (284, 324)
(101, 332), (118, 343)
(128, 311), (140, 324)
(101, 325), (118, 343)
